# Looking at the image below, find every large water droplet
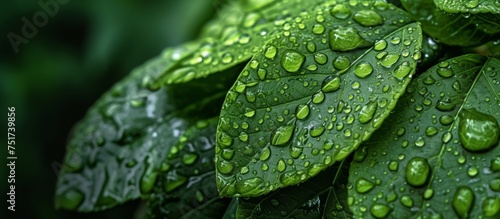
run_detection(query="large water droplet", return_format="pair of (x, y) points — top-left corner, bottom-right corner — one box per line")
(265, 46), (277, 59)
(329, 4), (351, 19)
(270, 125), (295, 146)
(333, 56), (351, 70)
(405, 157), (430, 187)
(329, 27), (368, 52)
(394, 63), (413, 80)
(355, 177), (375, 194)
(281, 50), (305, 73)
(437, 67), (454, 78)
(370, 203), (392, 218)
(381, 54), (400, 68)
(289, 146), (303, 159)
(218, 131), (233, 148)
(353, 10), (383, 27)
(482, 197), (500, 217)
(314, 53), (328, 65)
(296, 104), (310, 120)
(277, 159), (286, 172)
(358, 101), (378, 124)
(217, 160), (234, 175)
(321, 76), (341, 92)
(400, 195), (414, 207)
(452, 186), (474, 219)
(458, 108), (499, 152)
(374, 40), (387, 51)
(354, 61), (374, 78)
(235, 177), (263, 194)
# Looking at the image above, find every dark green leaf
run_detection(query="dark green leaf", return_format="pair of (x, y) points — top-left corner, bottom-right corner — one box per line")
(401, 0), (500, 47)
(348, 55), (500, 218)
(147, 118), (231, 219)
(434, 0), (500, 14)
(237, 160), (352, 219)
(55, 55), (238, 212)
(216, 1), (422, 197)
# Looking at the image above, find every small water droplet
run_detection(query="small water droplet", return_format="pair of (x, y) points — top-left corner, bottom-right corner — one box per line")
(312, 91), (325, 104)
(56, 189), (84, 210)
(353, 10), (384, 27)
(388, 160), (399, 172)
(281, 49), (305, 73)
(458, 108), (500, 152)
(265, 46), (277, 59)
(437, 67), (454, 78)
(400, 195), (414, 207)
(439, 115), (454, 126)
(394, 63), (413, 80)
(329, 27), (368, 51)
(370, 203), (392, 218)
(405, 157), (430, 187)
(482, 197), (500, 217)
(381, 54), (400, 68)
(452, 186), (474, 219)
(358, 101), (378, 124)
(467, 166), (478, 177)
(333, 56), (351, 70)
(222, 53), (233, 64)
(217, 160), (234, 175)
(330, 4), (351, 19)
(423, 188), (434, 200)
(296, 104), (310, 120)
(277, 159), (286, 172)
(182, 153), (198, 165)
(260, 147), (271, 161)
(312, 24), (325, 34)
(321, 76), (341, 92)
(374, 39), (387, 51)
(356, 177), (375, 194)
(314, 53), (328, 65)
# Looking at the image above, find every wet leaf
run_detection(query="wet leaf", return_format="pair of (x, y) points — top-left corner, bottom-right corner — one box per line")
(55, 56), (239, 212)
(401, 0), (500, 47)
(434, 0), (500, 14)
(237, 160), (352, 219)
(147, 118), (231, 219)
(348, 55), (500, 218)
(216, 1), (422, 197)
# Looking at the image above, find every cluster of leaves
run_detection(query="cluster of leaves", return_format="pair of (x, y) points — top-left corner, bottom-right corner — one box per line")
(55, 0), (500, 218)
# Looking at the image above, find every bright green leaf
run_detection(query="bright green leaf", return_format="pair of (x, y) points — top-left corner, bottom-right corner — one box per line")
(401, 0), (500, 47)
(348, 55), (500, 218)
(147, 118), (232, 219)
(237, 161), (352, 219)
(216, 1), (422, 197)
(434, 0), (500, 14)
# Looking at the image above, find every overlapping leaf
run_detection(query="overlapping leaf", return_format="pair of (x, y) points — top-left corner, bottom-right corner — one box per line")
(55, 55), (239, 211)
(348, 55), (500, 218)
(216, 1), (422, 197)
(237, 160), (352, 219)
(147, 118), (231, 219)
(434, 0), (500, 14)
(401, 0), (500, 47)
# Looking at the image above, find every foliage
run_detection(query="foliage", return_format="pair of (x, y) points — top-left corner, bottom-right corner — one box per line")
(55, 0), (500, 218)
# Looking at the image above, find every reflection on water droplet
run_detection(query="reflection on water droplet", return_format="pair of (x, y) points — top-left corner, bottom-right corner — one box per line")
(370, 203), (392, 218)
(452, 186), (474, 219)
(458, 108), (500, 152)
(374, 40), (387, 51)
(405, 157), (430, 187)
(330, 4), (351, 19)
(329, 27), (368, 52)
(355, 177), (375, 194)
(353, 10), (384, 27)
(265, 46), (277, 59)
(358, 101), (378, 124)
(321, 76), (341, 92)
(354, 61), (373, 78)
(270, 125), (295, 146)
(333, 56), (351, 70)
(381, 54), (400, 68)
(281, 50), (305, 73)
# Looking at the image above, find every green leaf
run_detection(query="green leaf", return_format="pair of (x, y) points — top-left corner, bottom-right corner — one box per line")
(216, 1), (422, 197)
(147, 118), (232, 219)
(348, 55), (500, 218)
(55, 54), (238, 212)
(154, 0), (328, 85)
(236, 160), (352, 219)
(401, 0), (500, 47)
(433, 0), (500, 14)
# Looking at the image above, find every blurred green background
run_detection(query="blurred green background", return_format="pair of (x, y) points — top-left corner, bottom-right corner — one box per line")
(1, 0), (222, 218)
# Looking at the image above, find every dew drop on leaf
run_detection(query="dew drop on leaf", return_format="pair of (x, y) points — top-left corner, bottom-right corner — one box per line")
(370, 203), (392, 218)
(333, 56), (351, 70)
(482, 197), (500, 217)
(458, 108), (500, 152)
(181, 153), (198, 165)
(355, 177), (375, 194)
(265, 46), (277, 59)
(381, 54), (400, 68)
(491, 156), (500, 172)
(217, 160), (235, 175)
(374, 39), (387, 51)
(405, 157), (430, 187)
(437, 67), (454, 78)
(235, 177), (264, 194)
(329, 4), (351, 19)
(281, 49), (305, 73)
(354, 61), (374, 78)
(400, 195), (414, 207)
(393, 63), (413, 80)
(321, 76), (342, 93)
(452, 186), (474, 219)
(353, 10), (384, 27)
(270, 124), (295, 146)
(358, 101), (378, 124)
(329, 27), (367, 52)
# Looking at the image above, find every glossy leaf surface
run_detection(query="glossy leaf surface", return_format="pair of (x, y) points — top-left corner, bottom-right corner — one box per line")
(348, 55), (500, 218)
(216, 1), (422, 197)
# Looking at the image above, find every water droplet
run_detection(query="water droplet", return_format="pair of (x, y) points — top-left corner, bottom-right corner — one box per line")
(222, 53), (233, 64)
(467, 166), (478, 177)
(452, 186), (474, 219)
(491, 156), (500, 172)
(296, 104), (310, 120)
(265, 46), (277, 59)
(130, 97), (147, 108)
(277, 159), (286, 172)
(164, 173), (187, 192)
(221, 148), (235, 160)
(388, 160), (399, 172)
(330, 4), (351, 19)
(353, 10), (383, 27)
(415, 137), (425, 147)
(439, 115), (454, 126)
(423, 188), (434, 200)
(405, 157), (430, 187)
(260, 147), (271, 161)
(244, 107), (256, 118)
(356, 178), (375, 194)
(482, 197), (500, 217)
(333, 56), (351, 70)
(359, 101), (378, 124)
(235, 177), (263, 194)
(400, 195), (414, 207)
(56, 189), (84, 210)
(314, 53), (327, 65)
(459, 108), (499, 152)
(312, 91), (325, 104)
(381, 54), (400, 68)
(374, 40), (387, 51)
(354, 61), (373, 78)
(182, 153), (198, 165)
(436, 98), (456, 111)
(321, 76), (341, 92)
(218, 131), (233, 148)
(312, 24), (325, 34)
(425, 126), (438, 136)
(394, 63), (413, 80)
(270, 125), (295, 146)
(217, 160), (234, 175)
(310, 125), (326, 137)
(281, 49), (305, 73)
(490, 178), (500, 191)
(370, 203), (392, 218)
(465, 0), (479, 8)
(437, 67), (454, 78)
(306, 42), (316, 53)
(329, 27), (368, 52)
(289, 146), (303, 159)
